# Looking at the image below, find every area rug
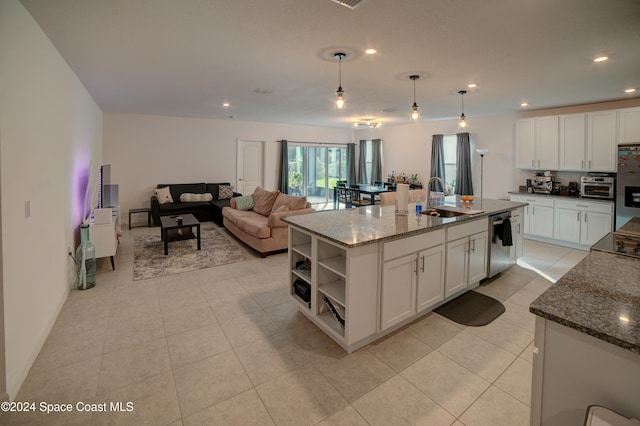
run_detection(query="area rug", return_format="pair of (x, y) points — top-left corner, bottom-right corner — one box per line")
(133, 228), (252, 281)
(434, 290), (505, 326)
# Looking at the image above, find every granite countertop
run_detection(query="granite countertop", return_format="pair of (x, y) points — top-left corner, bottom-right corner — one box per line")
(508, 191), (615, 205)
(617, 217), (640, 237)
(282, 197), (526, 248)
(530, 250), (640, 354)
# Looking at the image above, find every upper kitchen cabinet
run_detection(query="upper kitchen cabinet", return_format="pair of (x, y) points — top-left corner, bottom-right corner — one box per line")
(618, 107), (640, 143)
(559, 111), (617, 172)
(516, 116), (559, 170)
(587, 111), (617, 171)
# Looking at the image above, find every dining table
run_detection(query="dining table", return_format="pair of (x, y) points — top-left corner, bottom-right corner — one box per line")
(333, 184), (390, 208)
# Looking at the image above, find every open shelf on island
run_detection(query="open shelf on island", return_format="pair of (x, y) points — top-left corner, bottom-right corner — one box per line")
(318, 280), (346, 307)
(292, 269), (311, 283)
(318, 311), (345, 338)
(318, 255), (346, 277)
(292, 243), (311, 258)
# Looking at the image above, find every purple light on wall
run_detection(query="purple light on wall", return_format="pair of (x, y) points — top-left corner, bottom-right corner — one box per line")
(72, 155), (91, 229)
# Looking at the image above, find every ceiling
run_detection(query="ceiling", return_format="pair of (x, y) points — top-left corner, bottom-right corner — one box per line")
(20, 0), (640, 128)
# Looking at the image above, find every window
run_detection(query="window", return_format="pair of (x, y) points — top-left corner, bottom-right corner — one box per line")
(364, 140), (373, 184)
(287, 144), (348, 205)
(443, 134), (457, 194)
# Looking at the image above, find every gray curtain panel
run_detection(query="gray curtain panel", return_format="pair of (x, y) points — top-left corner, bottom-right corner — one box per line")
(455, 132), (474, 195)
(346, 143), (357, 185)
(358, 140), (368, 185)
(430, 134), (446, 192)
(371, 139), (382, 184)
(278, 140), (288, 193)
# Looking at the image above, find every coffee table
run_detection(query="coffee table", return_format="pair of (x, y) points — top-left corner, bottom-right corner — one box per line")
(159, 214), (201, 255)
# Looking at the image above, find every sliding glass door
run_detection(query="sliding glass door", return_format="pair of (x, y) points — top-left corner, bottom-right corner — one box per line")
(287, 144), (347, 206)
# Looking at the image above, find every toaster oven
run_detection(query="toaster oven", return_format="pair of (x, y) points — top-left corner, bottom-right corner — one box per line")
(580, 176), (614, 199)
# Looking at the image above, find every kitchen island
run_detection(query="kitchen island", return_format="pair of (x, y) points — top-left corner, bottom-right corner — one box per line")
(529, 241), (640, 425)
(283, 197), (526, 352)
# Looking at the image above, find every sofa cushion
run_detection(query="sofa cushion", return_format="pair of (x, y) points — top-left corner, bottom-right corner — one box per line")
(159, 183), (206, 202)
(252, 187), (279, 216)
(154, 186), (174, 204)
(271, 193), (307, 213)
(158, 201), (210, 212)
(218, 185), (234, 200)
(205, 183), (230, 200)
(223, 208), (271, 239)
(180, 192), (213, 202)
(234, 194), (255, 211)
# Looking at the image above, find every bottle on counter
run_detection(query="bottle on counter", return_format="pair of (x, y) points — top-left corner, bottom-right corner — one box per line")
(416, 195), (423, 215)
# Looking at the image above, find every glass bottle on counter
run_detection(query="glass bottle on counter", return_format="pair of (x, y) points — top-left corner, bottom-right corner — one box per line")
(76, 224), (96, 290)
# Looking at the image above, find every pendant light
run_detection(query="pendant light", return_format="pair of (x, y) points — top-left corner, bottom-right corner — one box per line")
(458, 90), (467, 128)
(334, 53), (346, 109)
(410, 75), (420, 120)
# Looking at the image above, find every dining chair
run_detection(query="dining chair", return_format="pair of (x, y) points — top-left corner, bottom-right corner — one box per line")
(336, 186), (350, 208)
(348, 187), (368, 207)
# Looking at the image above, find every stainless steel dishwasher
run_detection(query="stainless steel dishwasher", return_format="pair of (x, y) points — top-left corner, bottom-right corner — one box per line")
(487, 211), (515, 279)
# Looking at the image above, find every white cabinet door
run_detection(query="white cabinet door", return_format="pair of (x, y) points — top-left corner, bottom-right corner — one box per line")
(588, 111), (617, 171)
(618, 107), (640, 143)
(530, 205), (554, 238)
(416, 244), (445, 312)
(559, 114), (586, 170)
(516, 118), (536, 169)
(511, 207), (525, 259)
(445, 237), (468, 297)
(581, 211), (612, 246)
(553, 208), (581, 243)
(536, 116), (559, 170)
(468, 231), (488, 285)
(381, 254), (416, 330)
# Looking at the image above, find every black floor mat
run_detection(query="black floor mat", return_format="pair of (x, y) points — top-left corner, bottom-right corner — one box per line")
(434, 290), (505, 326)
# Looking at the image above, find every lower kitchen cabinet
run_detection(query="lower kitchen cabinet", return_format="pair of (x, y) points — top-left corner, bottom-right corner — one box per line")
(511, 207), (525, 260)
(553, 199), (613, 246)
(381, 229), (445, 331)
(444, 218), (488, 297)
(511, 194), (613, 248)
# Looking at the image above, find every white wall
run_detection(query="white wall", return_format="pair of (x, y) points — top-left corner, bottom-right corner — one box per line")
(356, 113), (525, 200)
(0, 0), (103, 399)
(356, 98), (640, 200)
(103, 113), (354, 224)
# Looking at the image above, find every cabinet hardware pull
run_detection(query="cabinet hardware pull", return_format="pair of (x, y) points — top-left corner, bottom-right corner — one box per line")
(532, 206), (535, 215)
(589, 160), (592, 169)
(471, 239), (476, 253)
(584, 213), (587, 222)
(581, 160), (584, 169)
(577, 211), (580, 221)
(538, 160), (540, 168)
(421, 256), (425, 272)
(576, 204), (589, 208)
(413, 259), (417, 274)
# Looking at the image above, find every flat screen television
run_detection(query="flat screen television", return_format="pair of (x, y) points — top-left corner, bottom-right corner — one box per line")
(98, 164), (118, 208)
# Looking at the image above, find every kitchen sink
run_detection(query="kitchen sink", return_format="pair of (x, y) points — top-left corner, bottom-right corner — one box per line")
(423, 206), (484, 217)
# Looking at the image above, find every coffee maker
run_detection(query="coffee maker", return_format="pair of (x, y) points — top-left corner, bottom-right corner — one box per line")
(532, 172), (554, 194)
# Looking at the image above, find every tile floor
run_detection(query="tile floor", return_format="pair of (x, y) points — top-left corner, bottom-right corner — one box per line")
(4, 223), (589, 425)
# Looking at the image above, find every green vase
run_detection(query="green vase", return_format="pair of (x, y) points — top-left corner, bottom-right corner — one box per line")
(76, 224), (96, 290)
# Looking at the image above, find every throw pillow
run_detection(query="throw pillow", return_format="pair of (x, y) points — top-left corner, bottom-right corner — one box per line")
(271, 193), (307, 213)
(218, 185), (234, 200)
(252, 186), (280, 216)
(180, 193), (213, 202)
(234, 194), (254, 211)
(273, 205), (290, 214)
(154, 186), (174, 204)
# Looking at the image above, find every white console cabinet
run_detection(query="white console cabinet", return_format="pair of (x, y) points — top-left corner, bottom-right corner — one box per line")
(89, 212), (119, 269)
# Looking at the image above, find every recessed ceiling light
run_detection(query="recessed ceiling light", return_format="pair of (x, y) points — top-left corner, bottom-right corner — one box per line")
(593, 56), (608, 62)
(624, 88), (637, 93)
(467, 83), (477, 88)
(521, 102), (529, 107)
(365, 48), (377, 55)
(222, 102), (230, 107)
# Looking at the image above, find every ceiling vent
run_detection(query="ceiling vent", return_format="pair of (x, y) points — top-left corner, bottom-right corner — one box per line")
(330, 0), (366, 9)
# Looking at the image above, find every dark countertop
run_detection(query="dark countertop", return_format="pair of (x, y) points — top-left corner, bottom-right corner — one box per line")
(283, 197), (526, 248)
(530, 250), (640, 354)
(508, 191), (615, 205)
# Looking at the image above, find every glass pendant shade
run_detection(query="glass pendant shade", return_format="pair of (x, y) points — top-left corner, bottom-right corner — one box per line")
(458, 90), (468, 128)
(411, 103), (420, 120)
(410, 75), (420, 120)
(334, 53), (346, 109)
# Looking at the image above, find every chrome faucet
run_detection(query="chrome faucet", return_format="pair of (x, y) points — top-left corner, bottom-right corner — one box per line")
(426, 177), (447, 209)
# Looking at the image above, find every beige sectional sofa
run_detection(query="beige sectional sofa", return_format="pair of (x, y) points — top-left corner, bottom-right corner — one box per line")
(222, 187), (315, 257)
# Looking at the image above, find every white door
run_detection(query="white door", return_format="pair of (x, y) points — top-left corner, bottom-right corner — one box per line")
(236, 140), (264, 195)
(553, 208), (581, 243)
(467, 231), (488, 284)
(515, 118), (536, 169)
(536, 116), (559, 170)
(416, 244), (445, 312)
(445, 237), (468, 297)
(581, 211), (612, 246)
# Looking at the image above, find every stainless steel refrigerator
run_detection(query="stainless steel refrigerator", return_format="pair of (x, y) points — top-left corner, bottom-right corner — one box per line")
(616, 144), (640, 229)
